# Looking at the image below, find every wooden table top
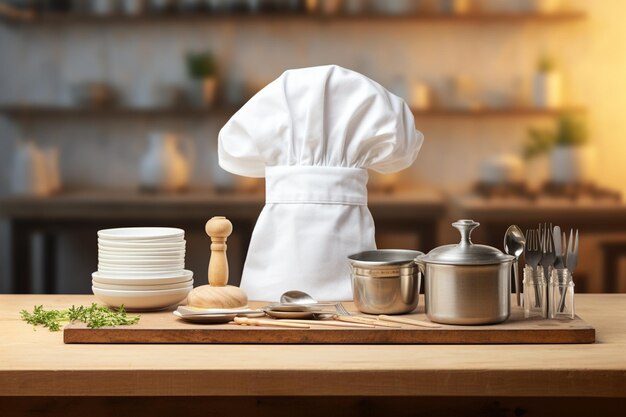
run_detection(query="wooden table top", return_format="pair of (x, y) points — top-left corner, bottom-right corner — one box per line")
(1, 294), (625, 398)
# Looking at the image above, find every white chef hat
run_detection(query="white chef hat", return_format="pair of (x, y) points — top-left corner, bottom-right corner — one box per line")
(218, 65), (423, 301)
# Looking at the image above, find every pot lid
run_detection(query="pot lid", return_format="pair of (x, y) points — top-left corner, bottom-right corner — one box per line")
(419, 219), (514, 265)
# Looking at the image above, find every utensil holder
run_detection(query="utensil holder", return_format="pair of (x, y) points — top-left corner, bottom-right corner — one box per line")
(549, 269), (575, 319)
(523, 266), (547, 319)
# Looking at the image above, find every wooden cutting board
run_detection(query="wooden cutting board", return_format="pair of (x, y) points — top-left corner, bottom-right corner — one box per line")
(63, 300), (595, 344)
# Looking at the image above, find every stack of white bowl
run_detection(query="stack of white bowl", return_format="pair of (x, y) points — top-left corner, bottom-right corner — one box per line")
(92, 227), (193, 311)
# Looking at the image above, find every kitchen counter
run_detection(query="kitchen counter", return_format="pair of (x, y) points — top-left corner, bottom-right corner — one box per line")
(1, 294), (625, 398)
(0, 189), (445, 294)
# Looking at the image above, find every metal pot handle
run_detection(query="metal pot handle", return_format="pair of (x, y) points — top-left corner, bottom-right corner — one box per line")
(452, 219), (480, 247)
(414, 256), (426, 275)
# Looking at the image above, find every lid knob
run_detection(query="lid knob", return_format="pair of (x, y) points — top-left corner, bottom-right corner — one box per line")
(452, 219), (480, 247)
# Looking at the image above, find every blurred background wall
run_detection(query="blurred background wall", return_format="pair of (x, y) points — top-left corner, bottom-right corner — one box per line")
(1, 0), (625, 295)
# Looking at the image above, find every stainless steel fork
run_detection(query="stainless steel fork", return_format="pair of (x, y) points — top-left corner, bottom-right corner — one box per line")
(539, 223), (555, 286)
(525, 229), (542, 307)
(335, 303), (351, 316)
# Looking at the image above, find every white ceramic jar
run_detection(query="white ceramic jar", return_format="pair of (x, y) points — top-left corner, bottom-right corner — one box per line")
(139, 132), (191, 192)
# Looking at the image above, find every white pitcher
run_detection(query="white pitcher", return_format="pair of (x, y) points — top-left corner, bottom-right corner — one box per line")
(139, 132), (191, 192)
(11, 141), (52, 196)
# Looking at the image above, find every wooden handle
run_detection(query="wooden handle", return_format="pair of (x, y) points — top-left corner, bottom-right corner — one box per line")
(279, 320), (375, 329)
(378, 315), (442, 328)
(205, 216), (233, 287)
(335, 316), (401, 328)
(234, 317), (309, 329)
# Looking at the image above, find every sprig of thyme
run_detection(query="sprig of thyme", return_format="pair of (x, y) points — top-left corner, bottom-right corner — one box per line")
(20, 303), (140, 332)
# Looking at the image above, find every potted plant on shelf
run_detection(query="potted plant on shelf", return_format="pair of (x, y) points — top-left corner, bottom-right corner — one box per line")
(524, 114), (594, 185)
(526, 0), (561, 14)
(533, 53), (562, 109)
(186, 50), (218, 108)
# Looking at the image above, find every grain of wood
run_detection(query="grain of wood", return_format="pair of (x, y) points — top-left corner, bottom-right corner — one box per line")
(1, 294), (624, 398)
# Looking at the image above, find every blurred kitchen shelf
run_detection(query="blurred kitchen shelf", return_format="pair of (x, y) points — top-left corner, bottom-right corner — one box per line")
(1, 11), (587, 25)
(411, 107), (587, 117)
(0, 105), (238, 119)
(0, 188), (445, 221)
(0, 105), (587, 120)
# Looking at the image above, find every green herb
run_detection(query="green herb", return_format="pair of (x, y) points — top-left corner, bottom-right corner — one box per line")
(523, 114), (588, 159)
(20, 303), (140, 332)
(186, 50), (217, 79)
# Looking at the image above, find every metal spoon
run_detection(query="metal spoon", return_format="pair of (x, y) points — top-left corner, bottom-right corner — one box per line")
(280, 290), (318, 305)
(279, 290), (351, 315)
(504, 225), (526, 307)
(279, 290), (338, 307)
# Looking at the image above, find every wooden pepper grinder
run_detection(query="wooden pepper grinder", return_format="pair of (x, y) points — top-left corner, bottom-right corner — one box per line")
(186, 216), (248, 309)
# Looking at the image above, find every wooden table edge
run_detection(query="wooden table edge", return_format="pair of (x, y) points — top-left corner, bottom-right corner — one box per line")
(1, 369), (624, 397)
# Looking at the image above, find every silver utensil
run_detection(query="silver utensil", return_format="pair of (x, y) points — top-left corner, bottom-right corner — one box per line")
(566, 229), (579, 273)
(279, 290), (351, 316)
(524, 229), (542, 270)
(504, 225), (525, 307)
(553, 225), (565, 269)
(558, 229), (579, 312)
(525, 229), (542, 307)
(539, 222), (555, 286)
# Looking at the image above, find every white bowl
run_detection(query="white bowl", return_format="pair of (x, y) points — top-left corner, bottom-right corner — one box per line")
(92, 278), (193, 291)
(92, 285), (192, 311)
(98, 227), (184, 241)
(93, 270), (193, 285)
(98, 239), (186, 250)
(98, 259), (185, 267)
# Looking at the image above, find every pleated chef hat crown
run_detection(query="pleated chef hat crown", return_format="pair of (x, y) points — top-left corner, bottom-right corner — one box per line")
(217, 65), (423, 301)
(219, 64), (423, 176)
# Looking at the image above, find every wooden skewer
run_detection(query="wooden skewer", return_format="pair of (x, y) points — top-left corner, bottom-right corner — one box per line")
(336, 316), (401, 328)
(377, 315), (441, 328)
(278, 319), (374, 328)
(234, 317), (309, 329)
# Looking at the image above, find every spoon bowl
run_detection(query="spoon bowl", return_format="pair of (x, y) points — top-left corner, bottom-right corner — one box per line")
(280, 290), (319, 305)
(504, 225), (526, 307)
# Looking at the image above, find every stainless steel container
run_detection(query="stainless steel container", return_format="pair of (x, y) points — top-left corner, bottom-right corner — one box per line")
(348, 249), (423, 315)
(415, 220), (514, 325)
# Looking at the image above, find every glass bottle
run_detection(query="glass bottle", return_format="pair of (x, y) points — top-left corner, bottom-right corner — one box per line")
(549, 269), (575, 319)
(523, 266), (547, 319)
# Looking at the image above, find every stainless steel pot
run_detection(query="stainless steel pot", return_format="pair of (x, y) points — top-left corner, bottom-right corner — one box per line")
(348, 249), (423, 315)
(415, 220), (514, 325)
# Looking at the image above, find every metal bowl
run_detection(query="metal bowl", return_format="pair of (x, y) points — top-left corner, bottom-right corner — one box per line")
(348, 250), (423, 315)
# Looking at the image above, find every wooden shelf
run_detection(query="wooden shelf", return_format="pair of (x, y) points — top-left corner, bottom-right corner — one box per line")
(412, 107), (587, 117)
(0, 105), (237, 119)
(0, 105), (586, 120)
(2, 11), (587, 25)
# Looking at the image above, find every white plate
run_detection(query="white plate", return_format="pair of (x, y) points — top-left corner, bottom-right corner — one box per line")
(98, 260), (185, 267)
(93, 278), (193, 291)
(99, 249), (185, 256)
(93, 270), (193, 285)
(97, 267), (185, 276)
(98, 254), (185, 263)
(173, 310), (236, 324)
(98, 227), (184, 241)
(98, 240), (186, 250)
(98, 236), (183, 244)
(92, 285), (192, 311)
